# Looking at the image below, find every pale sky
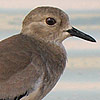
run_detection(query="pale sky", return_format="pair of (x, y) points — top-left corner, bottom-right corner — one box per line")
(0, 0), (100, 10)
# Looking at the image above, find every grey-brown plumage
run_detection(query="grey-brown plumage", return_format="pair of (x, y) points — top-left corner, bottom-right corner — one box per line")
(0, 6), (96, 100)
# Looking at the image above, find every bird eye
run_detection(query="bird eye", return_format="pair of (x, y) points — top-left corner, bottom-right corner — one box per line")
(46, 17), (56, 25)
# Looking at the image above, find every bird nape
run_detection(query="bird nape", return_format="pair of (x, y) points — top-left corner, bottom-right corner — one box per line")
(0, 6), (96, 100)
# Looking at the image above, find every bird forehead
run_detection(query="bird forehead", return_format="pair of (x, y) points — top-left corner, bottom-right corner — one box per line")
(35, 7), (64, 14)
(29, 6), (68, 20)
(23, 6), (69, 28)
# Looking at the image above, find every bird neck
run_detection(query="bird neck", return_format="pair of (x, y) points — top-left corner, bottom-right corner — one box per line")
(21, 33), (67, 75)
(32, 36), (67, 74)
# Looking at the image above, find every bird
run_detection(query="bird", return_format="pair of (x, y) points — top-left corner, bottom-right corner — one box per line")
(0, 6), (96, 100)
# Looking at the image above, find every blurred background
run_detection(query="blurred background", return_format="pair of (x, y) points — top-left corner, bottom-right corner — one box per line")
(0, 0), (100, 100)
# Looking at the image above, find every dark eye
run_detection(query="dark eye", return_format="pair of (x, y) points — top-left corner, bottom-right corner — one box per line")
(46, 17), (56, 25)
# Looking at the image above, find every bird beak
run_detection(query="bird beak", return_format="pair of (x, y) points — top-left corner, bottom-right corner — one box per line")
(65, 27), (96, 42)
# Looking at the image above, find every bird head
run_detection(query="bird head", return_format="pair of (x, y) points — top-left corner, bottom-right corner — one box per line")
(21, 6), (96, 43)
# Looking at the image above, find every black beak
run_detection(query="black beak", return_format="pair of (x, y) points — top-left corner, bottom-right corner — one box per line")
(67, 27), (96, 42)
